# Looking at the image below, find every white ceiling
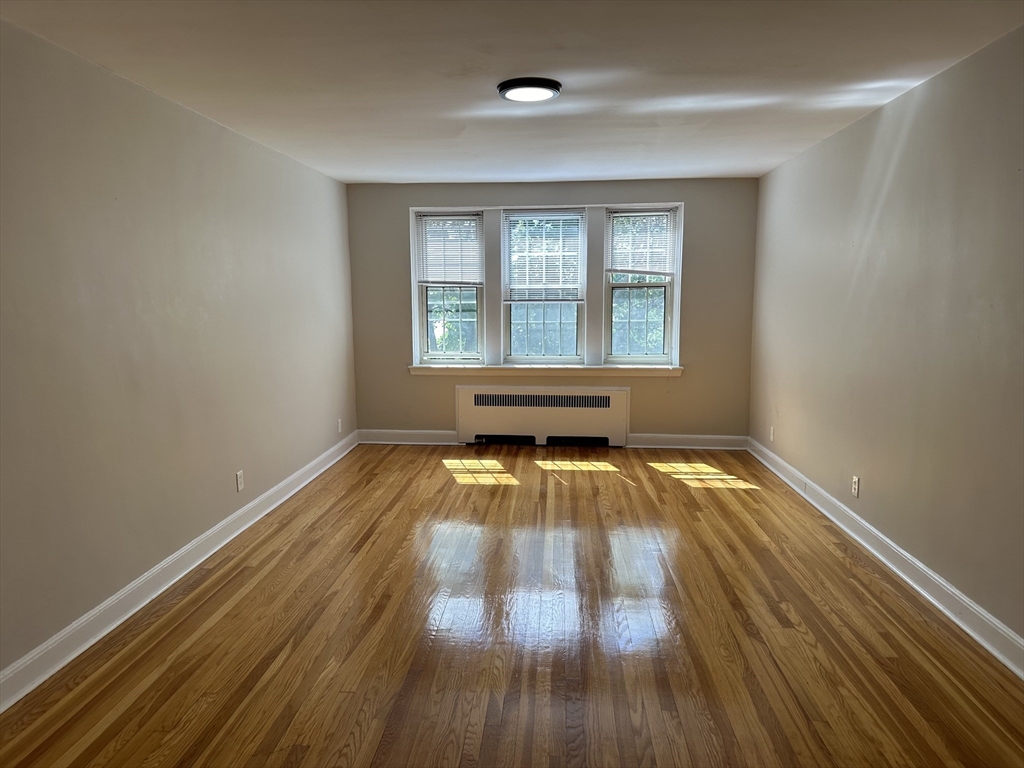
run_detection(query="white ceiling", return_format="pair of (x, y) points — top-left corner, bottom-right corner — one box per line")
(1, 1), (1021, 183)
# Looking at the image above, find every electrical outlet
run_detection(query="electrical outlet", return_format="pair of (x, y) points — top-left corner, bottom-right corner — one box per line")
(338, 419), (343, 434)
(851, 476), (860, 498)
(769, 426), (775, 442)
(236, 470), (244, 492)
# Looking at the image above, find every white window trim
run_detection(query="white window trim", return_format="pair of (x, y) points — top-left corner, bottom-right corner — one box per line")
(410, 202), (683, 370)
(601, 204), (683, 366)
(409, 210), (486, 365)
(501, 207), (587, 364)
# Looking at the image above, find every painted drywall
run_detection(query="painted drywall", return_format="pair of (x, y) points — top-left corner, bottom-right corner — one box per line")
(348, 179), (757, 436)
(0, 23), (357, 668)
(2, 1), (1022, 182)
(750, 27), (1024, 635)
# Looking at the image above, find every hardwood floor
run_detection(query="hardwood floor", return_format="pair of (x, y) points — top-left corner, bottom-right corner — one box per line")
(1, 445), (1021, 767)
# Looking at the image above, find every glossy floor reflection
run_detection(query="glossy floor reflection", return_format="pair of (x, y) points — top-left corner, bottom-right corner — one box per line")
(421, 522), (673, 654)
(2, 446), (1021, 768)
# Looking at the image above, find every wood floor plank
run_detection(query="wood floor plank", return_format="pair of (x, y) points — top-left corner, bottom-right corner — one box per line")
(2, 445), (1022, 767)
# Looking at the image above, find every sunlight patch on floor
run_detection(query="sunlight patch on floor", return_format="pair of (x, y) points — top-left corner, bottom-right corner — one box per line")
(443, 459), (520, 485)
(648, 462), (759, 489)
(536, 460), (619, 472)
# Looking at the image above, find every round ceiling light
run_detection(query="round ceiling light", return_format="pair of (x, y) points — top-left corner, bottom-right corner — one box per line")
(497, 77), (562, 102)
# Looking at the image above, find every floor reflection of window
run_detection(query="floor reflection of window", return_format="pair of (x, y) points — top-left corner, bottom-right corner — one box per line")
(649, 462), (759, 489)
(442, 459), (519, 485)
(421, 522), (674, 654)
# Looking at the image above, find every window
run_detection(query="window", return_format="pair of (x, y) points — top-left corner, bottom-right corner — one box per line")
(410, 204), (682, 369)
(604, 209), (679, 362)
(413, 213), (483, 361)
(502, 210), (585, 360)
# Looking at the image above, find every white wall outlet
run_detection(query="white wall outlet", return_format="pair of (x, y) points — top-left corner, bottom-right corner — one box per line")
(338, 419), (343, 434)
(851, 475), (860, 498)
(236, 470), (244, 492)
(769, 426), (775, 442)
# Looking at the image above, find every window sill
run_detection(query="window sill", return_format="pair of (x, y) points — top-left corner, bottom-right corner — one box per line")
(409, 364), (683, 378)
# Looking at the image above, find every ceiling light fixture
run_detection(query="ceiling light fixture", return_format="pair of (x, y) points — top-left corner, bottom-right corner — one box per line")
(497, 77), (562, 102)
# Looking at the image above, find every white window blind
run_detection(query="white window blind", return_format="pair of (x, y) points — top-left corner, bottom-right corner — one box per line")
(414, 214), (484, 285)
(502, 210), (585, 301)
(605, 209), (678, 276)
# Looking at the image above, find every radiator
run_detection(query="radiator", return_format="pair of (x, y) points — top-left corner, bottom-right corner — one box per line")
(455, 386), (629, 446)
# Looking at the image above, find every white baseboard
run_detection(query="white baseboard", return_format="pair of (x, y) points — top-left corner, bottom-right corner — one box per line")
(356, 429), (459, 445)
(626, 433), (749, 450)
(747, 438), (1024, 679)
(0, 431), (359, 714)
(356, 429), (747, 450)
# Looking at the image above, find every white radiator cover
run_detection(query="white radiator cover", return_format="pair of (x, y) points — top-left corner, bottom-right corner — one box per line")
(456, 386), (629, 446)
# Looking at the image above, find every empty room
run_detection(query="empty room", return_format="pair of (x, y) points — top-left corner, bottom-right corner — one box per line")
(1, 1), (1022, 766)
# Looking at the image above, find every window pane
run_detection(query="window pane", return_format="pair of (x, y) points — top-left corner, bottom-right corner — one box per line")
(561, 323), (576, 355)
(511, 322), (527, 355)
(426, 288), (442, 352)
(545, 323), (560, 354)
(647, 287), (666, 354)
(647, 320), (663, 354)
(630, 289), (647, 320)
(610, 286), (665, 357)
(462, 321), (477, 351)
(612, 321), (627, 355)
(510, 301), (578, 357)
(528, 322), (544, 355)
(612, 289), (629, 322)
(648, 288), (664, 322)
(424, 285), (478, 356)
(629, 316), (647, 354)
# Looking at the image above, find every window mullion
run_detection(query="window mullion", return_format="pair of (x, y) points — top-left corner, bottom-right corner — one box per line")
(584, 206), (604, 365)
(483, 209), (503, 365)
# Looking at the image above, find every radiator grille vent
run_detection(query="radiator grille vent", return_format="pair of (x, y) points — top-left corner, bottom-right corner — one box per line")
(473, 393), (611, 409)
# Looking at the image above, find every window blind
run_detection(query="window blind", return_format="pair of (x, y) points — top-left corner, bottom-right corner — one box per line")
(605, 209), (678, 276)
(502, 210), (585, 302)
(414, 214), (484, 285)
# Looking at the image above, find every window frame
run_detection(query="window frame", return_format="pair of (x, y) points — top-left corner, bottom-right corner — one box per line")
(500, 207), (587, 365)
(601, 206), (682, 366)
(410, 211), (486, 366)
(409, 203), (683, 369)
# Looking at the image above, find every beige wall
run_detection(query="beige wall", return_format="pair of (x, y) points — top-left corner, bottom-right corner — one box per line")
(348, 179), (757, 436)
(750, 28), (1024, 635)
(0, 23), (357, 667)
